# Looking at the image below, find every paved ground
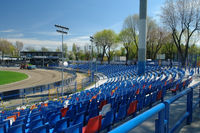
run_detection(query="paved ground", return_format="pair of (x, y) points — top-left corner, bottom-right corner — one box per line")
(0, 67), (71, 92)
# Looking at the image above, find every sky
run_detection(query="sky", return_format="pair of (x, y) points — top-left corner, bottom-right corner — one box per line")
(0, 0), (165, 51)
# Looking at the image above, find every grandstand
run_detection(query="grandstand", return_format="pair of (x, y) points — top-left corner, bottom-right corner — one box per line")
(0, 62), (199, 133)
(20, 51), (62, 67)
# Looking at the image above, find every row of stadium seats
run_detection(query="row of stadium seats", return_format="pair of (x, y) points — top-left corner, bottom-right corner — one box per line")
(0, 64), (193, 133)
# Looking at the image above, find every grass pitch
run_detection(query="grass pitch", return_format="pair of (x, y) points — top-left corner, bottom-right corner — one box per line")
(0, 71), (28, 85)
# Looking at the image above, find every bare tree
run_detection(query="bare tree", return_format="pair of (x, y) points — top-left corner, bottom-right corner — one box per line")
(15, 41), (23, 57)
(41, 47), (49, 52)
(161, 0), (200, 66)
(26, 46), (36, 52)
(146, 19), (169, 60)
(123, 14), (139, 52)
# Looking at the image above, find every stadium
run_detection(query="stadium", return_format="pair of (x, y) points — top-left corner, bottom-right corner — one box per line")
(0, 0), (200, 133)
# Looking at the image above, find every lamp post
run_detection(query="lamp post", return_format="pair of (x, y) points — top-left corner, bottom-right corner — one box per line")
(90, 36), (97, 88)
(55, 24), (69, 97)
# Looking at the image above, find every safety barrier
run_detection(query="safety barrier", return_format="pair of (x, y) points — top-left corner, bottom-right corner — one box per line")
(0, 67), (93, 110)
(109, 82), (200, 133)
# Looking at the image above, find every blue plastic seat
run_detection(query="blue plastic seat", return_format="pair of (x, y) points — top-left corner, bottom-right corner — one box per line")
(71, 111), (85, 126)
(49, 113), (61, 128)
(64, 122), (82, 133)
(115, 104), (126, 123)
(8, 124), (25, 133)
(0, 124), (6, 133)
(30, 113), (42, 122)
(101, 110), (114, 131)
(0, 120), (10, 132)
(14, 118), (27, 126)
(29, 118), (44, 131)
(31, 124), (49, 133)
(53, 117), (68, 133)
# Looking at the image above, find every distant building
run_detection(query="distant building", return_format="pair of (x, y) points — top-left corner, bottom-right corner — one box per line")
(20, 51), (62, 67)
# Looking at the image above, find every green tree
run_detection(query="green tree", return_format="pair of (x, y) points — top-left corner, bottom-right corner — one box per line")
(0, 39), (16, 61)
(123, 14), (139, 54)
(41, 47), (49, 52)
(56, 46), (61, 52)
(63, 43), (68, 58)
(118, 28), (134, 65)
(94, 29), (117, 64)
(72, 43), (79, 60)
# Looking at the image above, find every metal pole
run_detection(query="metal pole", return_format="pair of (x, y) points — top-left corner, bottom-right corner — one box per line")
(61, 33), (64, 97)
(138, 0), (147, 75)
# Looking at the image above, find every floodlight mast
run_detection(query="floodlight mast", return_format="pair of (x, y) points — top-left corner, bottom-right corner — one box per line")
(138, 0), (147, 75)
(90, 36), (96, 89)
(55, 24), (69, 97)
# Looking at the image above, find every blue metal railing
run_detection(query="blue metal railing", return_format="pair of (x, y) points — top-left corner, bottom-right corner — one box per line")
(109, 103), (166, 133)
(109, 82), (200, 133)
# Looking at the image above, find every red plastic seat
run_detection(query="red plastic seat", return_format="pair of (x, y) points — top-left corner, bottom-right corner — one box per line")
(82, 115), (102, 133)
(171, 84), (179, 93)
(157, 90), (162, 100)
(99, 100), (107, 110)
(60, 107), (69, 117)
(127, 100), (138, 115)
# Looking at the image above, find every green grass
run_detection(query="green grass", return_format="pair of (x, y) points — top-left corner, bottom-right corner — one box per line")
(0, 71), (28, 85)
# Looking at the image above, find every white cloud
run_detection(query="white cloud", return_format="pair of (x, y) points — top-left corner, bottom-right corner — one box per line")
(8, 33), (24, 38)
(33, 31), (59, 36)
(6, 35), (90, 50)
(0, 29), (15, 33)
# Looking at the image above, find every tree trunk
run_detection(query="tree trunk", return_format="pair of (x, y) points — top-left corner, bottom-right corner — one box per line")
(125, 47), (129, 65)
(101, 46), (106, 64)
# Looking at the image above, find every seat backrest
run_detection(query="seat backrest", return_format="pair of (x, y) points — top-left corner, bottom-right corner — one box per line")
(84, 115), (102, 133)
(116, 104), (126, 121)
(99, 100), (107, 110)
(127, 100), (138, 115)
(49, 113), (61, 128)
(72, 111), (85, 126)
(8, 124), (25, 133)
(12, 119), (25, 126)
(53, 117), (68, 133)
(7, 115), (17, 123)
(0, 120), (10, 132)
(99, 103), (111, 116)
(60, 107), (69, 117)
(31, 124), (49, 133)
(157, 90), (162, 100)
(0, 124), (6, 133)
(101, 110), (114, 130)
(30, 113), (41, 122)
(64, 122), (82, 133)
(29, 118), (44, 131)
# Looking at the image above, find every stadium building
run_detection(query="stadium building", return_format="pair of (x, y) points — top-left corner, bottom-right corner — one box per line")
(20, 51), (62, 67)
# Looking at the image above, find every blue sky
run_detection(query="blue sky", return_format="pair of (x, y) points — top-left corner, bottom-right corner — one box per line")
(0, 0), (165, 51)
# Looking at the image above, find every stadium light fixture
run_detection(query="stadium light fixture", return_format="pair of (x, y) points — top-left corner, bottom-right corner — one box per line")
(90, 36), (97, 89)
(55, 24), (69, 30)
(55, 24), (69, 97)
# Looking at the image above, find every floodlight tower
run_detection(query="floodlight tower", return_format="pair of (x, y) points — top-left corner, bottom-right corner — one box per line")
(90, 36), (97, 88)
(55, 24), (69, 97)
(138, 0), (147, 75)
